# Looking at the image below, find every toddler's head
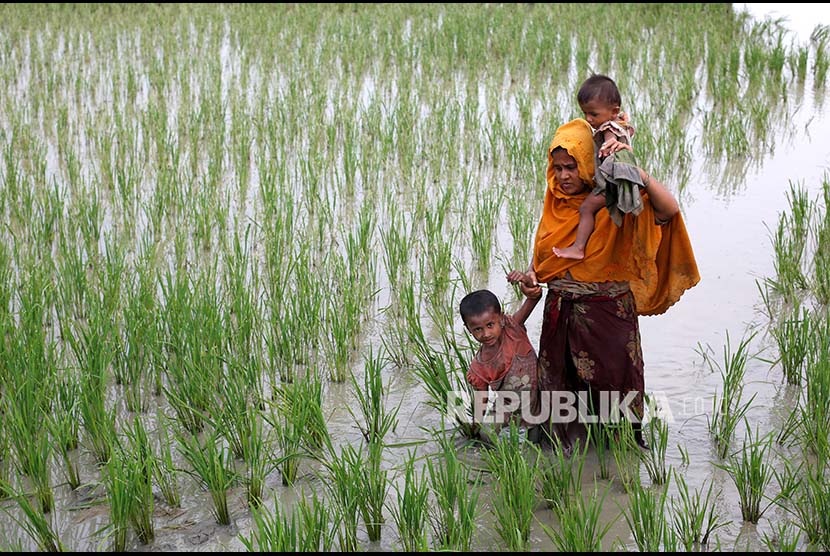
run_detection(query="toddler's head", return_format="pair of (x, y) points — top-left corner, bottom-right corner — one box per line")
(459, 290), (504, 348)
(577, 74), (621, 130)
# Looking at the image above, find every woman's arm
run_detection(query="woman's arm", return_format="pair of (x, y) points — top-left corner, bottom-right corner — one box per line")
(639, 168), (679, 223)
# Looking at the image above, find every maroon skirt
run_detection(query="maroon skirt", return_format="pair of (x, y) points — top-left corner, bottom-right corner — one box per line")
(537, 279), (645, 426)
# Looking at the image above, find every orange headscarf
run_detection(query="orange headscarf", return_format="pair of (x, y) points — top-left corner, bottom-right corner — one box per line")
(533, 119), (700, 316)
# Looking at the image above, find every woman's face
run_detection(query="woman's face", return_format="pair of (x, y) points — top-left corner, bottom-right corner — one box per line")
(551, 148), (588, 195)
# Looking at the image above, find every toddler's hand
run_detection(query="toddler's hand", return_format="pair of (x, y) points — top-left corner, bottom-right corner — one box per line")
(599, 138), (633, 158)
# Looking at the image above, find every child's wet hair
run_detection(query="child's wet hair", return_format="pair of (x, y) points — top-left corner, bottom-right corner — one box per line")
(459, 290), (502, 325)
(577, 74), (621, 108)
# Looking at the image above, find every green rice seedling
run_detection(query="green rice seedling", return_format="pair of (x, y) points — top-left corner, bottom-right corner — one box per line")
(379, 206), (412, 286)
(785, 181), (812, 256)
(588, 421), (612, 480)
(0, 419), (8, 496)
(389, 449), (430, 552)
(241, 492), (334, 552)
(241, 500), (299, 552)
(240, 404), (274, 509)
(678, 443), (690, 466)
(356, 439), (390, 542)
(176, 430), (237, 525)
(483, 423), (540, 551)
(539, 437), (586, 510)
(762, 521), (801, 552)
(78, 373), (116, 466)
(470, 187), (503, 271)
(767, 216), (807, 300)
(154, 413), (181, 508)
(214, 367), (254, 461)
(800, 327), (830, 458)
(507, 189), (536, 268)
(409, 328), (480, 439)
(124, 417), (155, 544)
(423, 229), (455, 300)
(222, 228), (262, 372)
(292, 249), (328, 365)
(620, 479), (672, 552)
(348, 347), (400, 445)
(766, 183), (812, 300)
(424, 284), (458, 345)
(6, 263), (56, 504)
(160, 273), (218, 435)
(267, 383), (313, 486)
(49, 373), (80, 452)
(295, 490), (336, 552)
(422, 189), (454, 297)
(799, 462), (830, 549)
(755, 277), (779, 323)
(641, 414), (670, 485)
(349, 197), (379, 289)
(298, 370), (330, 452)
(4, 384), (54, 514)
(321, 444), (363, 552)
(46, 381), (80, 490)
(231, 102), (253, 201)
(770, 304), (811, 385)
(75, 185), (102, 256)
(119, 260), (161, 412)
(772, 455), (830, 548)
(791, 44), (810, 84)
(716, 425), (775, 523)
(64, 300), (117, 465)
(609, 420), (641, 491)
(702, 330), (758, 459)
(0, 480), (64, 552)
(52, 240), (86, 324)
(103, 447), (132, 552)
(263, 259), (300, 385)
(813, 220), (830, 305)
(426, 432), (480, 551)
(380, 275), (419, 369)
(325, 281), (360, 383)
(540, 481), (616, 552)
(671, 471), (730, 550)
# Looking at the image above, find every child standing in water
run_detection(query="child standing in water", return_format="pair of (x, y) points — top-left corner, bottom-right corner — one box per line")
(553, 74), (645, 260)
(460, 271), (542, 443)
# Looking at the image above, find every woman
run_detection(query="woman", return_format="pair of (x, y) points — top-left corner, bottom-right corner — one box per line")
(527, 118), (699, 448)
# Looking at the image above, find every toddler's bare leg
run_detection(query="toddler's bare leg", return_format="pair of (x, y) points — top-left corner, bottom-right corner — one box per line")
(553, 193), (605, 260)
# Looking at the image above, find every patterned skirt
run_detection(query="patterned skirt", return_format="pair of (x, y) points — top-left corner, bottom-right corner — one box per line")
(537, 278), (645, 429)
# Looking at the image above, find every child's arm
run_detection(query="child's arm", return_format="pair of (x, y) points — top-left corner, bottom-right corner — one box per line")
(505, 270), (543, 327)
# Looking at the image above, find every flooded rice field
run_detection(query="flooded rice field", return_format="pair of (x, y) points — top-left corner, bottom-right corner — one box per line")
(1, 3), (830, 552)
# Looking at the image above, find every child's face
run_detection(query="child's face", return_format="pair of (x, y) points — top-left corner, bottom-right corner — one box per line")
(579, 98), (620, 130)
(464, 308), (504, 348)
